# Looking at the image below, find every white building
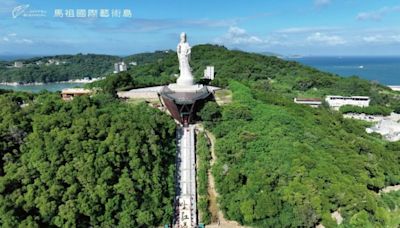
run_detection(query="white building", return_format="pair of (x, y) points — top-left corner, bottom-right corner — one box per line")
(61, 88), (92, 101)
(203, 66), (215, 80)
(46, 59), (63, 66)
(14, 61), (23, 68)
(114, 62), (127, 73)
(129, 61), (137, 66)
(325, 95), (370, 110)
(294, 98), (322, 108)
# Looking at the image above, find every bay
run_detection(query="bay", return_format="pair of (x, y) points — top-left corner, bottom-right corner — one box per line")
(294, 56), (400, 85)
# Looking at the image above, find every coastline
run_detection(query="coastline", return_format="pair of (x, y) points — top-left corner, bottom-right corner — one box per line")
(388, 85), (400, 91)
(0, 77), (105, 86)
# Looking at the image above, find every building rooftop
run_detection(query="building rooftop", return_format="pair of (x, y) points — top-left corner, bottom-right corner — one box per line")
(61, 88), (92, 94)
(295, 97), (322, 102)
(160, 86), (211, 105)
(326, 95), (370, 99)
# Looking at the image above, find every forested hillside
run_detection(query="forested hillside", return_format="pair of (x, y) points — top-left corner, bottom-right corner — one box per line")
(0, 91), (176, 227)
(91, 46), (400, 226)
(94, 45), (398, 108)
(89, 51), (178, 94)
(124, 50), (175, 65)
(200, 81), (400, 227)
(1, 44), (400, 227)
(0, 54), (119, 83)
(0, 51), (177, 84)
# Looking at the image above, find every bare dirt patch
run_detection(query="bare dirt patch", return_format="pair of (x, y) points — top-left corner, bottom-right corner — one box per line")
(215, 89), (232, 106)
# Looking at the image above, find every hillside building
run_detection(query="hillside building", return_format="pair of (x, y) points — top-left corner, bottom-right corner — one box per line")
(14, 61), (23, 68)
(114, 62), (127, 73)
(203, 66), (215, 80)
(294, 98), (322, 108)
(325, 95), (370, 110)
(61, 88), (92, 101)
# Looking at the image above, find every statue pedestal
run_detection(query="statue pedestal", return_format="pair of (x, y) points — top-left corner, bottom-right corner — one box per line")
(176, 76), (194, 87)
(168, 83), (204, 93)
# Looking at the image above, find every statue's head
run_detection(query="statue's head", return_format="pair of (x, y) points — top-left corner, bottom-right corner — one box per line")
(180, 32), (187, 43)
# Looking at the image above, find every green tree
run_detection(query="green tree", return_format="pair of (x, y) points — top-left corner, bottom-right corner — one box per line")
(199, 102), (221, 123)
(0, 93), (176, 227)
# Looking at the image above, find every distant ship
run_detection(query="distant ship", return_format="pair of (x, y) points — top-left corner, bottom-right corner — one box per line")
(358, 65), (364, 69)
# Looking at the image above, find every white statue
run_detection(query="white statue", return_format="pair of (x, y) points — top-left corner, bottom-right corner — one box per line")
(176, 32), (194, 86)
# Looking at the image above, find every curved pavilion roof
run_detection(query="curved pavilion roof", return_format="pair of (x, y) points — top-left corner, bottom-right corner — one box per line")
(160, 86), (211, 105)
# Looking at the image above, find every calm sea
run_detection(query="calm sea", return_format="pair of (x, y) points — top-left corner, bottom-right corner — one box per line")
(294, 56), (400, 85)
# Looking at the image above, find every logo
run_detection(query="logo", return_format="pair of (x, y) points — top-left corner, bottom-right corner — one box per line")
(12, 4), (30, 19)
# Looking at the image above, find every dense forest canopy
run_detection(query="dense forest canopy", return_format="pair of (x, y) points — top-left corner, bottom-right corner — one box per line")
(0, 92), (176, 227)
(199, 81), (400, 227)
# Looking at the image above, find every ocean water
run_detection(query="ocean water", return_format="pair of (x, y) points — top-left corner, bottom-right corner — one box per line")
(0, 83), (85, 93)
(294, 56), (400, 85)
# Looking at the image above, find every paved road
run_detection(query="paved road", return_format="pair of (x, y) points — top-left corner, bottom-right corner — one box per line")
(173, 125), (197, 228)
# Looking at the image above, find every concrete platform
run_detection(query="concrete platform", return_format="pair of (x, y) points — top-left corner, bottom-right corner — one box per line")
(117, 86), (164, 99)
(168, 83), (205, 93)
(117, 85), (220, 101)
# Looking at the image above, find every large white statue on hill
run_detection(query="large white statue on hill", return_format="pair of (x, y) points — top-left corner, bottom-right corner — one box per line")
(176, 32), (194, 86)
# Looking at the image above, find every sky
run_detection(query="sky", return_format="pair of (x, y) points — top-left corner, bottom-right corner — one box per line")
(0, 0), (399, 56)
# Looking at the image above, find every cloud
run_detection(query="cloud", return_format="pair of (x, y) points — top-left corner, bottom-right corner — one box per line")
(314, 0), (331, 7)
(307, 32), (346, 45)
(277, 26), (339, 34)
(363, 35), (384, 43)
(71, 17), (236, 33)
(1, 33), (34, 44)
(214, 27), (350, 49)
(18, 38), (33, 44)
(357, 6), (400, 21)
(362, 34), (400, 44)
(214, 26), (264, 46)
(126, 18), (235, 32)
(0, 0), (18, 14)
